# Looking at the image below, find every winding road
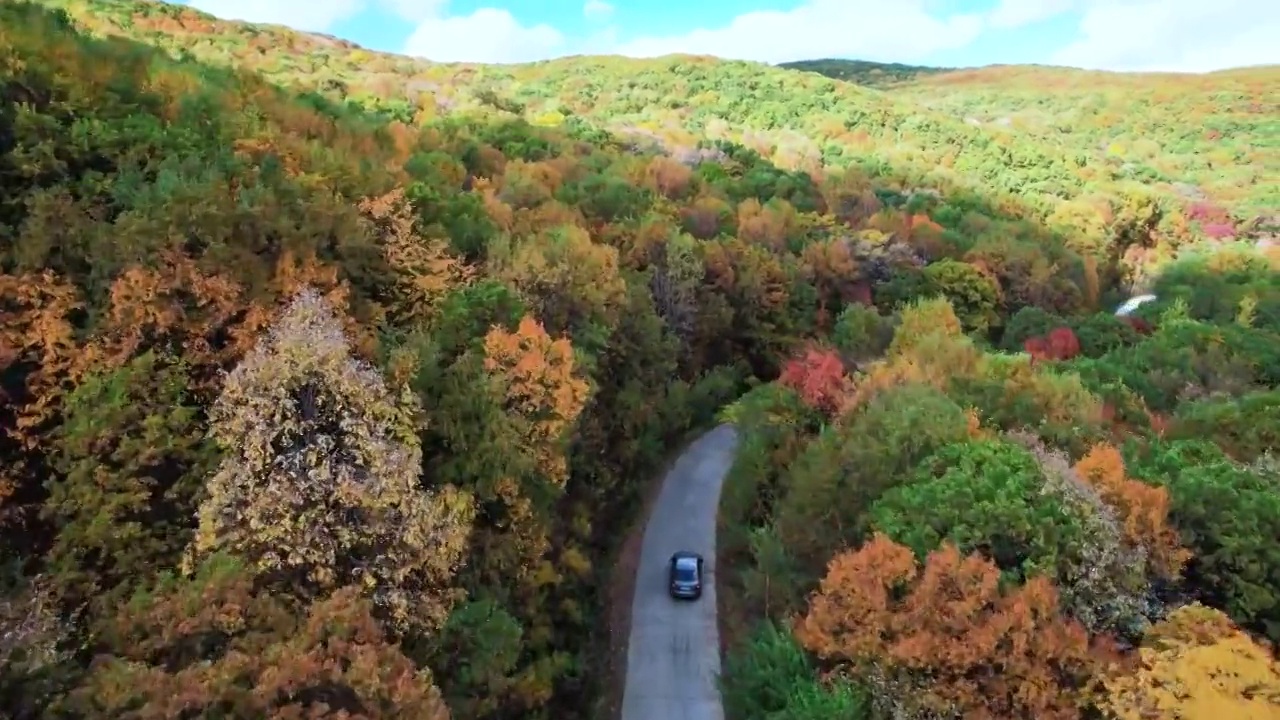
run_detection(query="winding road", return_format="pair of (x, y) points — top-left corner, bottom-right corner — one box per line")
(621, 424), (740, 720)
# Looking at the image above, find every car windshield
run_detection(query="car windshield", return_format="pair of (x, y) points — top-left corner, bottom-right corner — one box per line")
(674, 558), (698, 582)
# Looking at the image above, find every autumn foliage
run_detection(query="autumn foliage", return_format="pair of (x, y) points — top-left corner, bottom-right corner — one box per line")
(187, 290), (475, 634)
(482, 315), (591, 486)
(1101, 604), (1280, 719)
(3, 3), (1280, 719)
(1025, 326), (1082, 362)
(1073, 443), (1190, 580)
(796, 534), (1110, 719)
(777, 344), (847, 415)
(72, 556), (451, 719)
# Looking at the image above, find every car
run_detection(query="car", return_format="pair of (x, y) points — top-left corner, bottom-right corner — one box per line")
(668, 550), (704, 600)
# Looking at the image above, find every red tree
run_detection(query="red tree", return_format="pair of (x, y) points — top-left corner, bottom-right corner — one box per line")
(1025, 327), (1080, 363)
(1046, 326), (1080, 360)
(778, 344), (847, 415)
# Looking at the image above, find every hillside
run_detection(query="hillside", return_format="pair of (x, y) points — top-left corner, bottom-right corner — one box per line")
(23, 0), (1280, 278)
(790, 58), (1280, 219)
(2, 2), (1279, 720)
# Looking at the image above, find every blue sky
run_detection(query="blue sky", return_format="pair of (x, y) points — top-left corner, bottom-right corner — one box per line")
(186, 0), (1278, 71)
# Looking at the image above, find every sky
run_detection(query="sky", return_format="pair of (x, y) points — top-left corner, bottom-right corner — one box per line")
(182, 0), (1280, 72)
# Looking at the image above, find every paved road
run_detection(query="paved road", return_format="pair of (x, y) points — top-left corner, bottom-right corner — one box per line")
(621, 424), (740, 720)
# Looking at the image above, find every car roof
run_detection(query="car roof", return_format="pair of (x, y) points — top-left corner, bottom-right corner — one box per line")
(670, 550), (701, 568)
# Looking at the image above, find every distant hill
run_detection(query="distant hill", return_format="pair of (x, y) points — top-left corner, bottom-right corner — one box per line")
(779, 58), (954, 87)
(23, 0), (1280, 225)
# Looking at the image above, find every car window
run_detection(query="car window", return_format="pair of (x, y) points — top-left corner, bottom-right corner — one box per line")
(674, 557), (698, 581)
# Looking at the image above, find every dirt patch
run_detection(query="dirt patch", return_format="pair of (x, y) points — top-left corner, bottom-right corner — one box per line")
(598, 431), (703, 720)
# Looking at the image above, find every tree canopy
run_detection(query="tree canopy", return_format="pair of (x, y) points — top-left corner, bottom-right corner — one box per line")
(2, 2), (1278, 718)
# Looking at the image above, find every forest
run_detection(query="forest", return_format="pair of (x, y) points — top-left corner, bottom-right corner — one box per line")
(1, 0), (1278, 718)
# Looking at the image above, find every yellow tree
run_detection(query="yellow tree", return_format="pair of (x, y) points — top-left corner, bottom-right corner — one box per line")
(886, 295), (963, 357)
(1102, 603), (1280, 719)
(187, 288), (474, 634)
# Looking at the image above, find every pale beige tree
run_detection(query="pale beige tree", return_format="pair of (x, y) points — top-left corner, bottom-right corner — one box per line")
(187, 288), (474, 633)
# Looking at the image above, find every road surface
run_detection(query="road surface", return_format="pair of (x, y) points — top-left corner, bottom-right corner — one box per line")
(621, 424), (740, 720)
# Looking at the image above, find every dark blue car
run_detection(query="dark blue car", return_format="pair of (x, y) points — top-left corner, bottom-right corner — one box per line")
(668, 550), (704, 600)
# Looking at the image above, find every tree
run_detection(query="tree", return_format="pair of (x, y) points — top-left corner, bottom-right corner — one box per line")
(950, 354), (1105, 452)
(1070, 312), (1141, 358)
(481, 315), (592, 488)
(1025, 326), (1081, 363)
(796, 535), (1108, 720)
(1072, 443), (1190, 581)
(771, 383), (972, 577)
(1171, 389), (1280, 462)
(798, 237), (860, 316)
(649, 231), (704, 360)
(187, 289), (475, 634)
(1136, 448), (1280, 643)
(721, 621), (869, 720)
(1101, 604), (1280, 719)
(869, 439), (1093, 583)
(1001, 305), (1066, 352)
(921, 259), (1001, 334)
(846, 322), (986, 412)
(0, 574), (74, 718)
(44, 352), (217, 612)
(829, 304), (892, 367)
(491, 224), (627, 347)
(869, 437), (1153, 636)
(426, 598), (524, 718)
(886, 296), (963, 357)
(1008, 433), (1158, 635)
(360, 188), (475, 326)
(70, 555), (451, 719)
(777, 344), (847, 416)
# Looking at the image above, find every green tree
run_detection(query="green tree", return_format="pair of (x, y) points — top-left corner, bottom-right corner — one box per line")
(1171, 389), (1280, 462)
(43, 352), (216, 612)
(922, 259), (1001, 333)
(1142, 451), (1280, 642)
(829, 303), (892, 367)
(1001, 305), (1065, 352)
(870, 439), (1081, 579)
(771, 383), (972, 578)
(871, 437), (1150, 634)
(721, 621), (869, 720)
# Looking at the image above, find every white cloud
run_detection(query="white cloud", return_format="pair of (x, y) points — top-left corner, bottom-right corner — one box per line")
(583, 0), (613, 18)
(987, 0), (1074, 29)
(612, 0), (983, 65)
(1051, 0), (1280, 72)
(185, 0), (363, 32)
(402, 7), (566, 63)
(185, 0), (1279, 72)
